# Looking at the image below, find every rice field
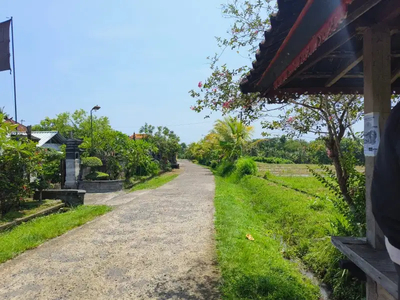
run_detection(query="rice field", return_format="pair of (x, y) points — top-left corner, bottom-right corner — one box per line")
(256, 162), (364, 177)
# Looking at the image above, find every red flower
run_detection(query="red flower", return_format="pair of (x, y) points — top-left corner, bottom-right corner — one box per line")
(328, 116), (333, 121)
(213, 88), (217, 92)
(190, 106), (195, 111)
(288, 117), (294, 123)
(198, 81), (203, 88)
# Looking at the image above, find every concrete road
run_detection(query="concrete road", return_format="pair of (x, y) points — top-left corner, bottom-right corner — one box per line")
(0, 160), (220, 300)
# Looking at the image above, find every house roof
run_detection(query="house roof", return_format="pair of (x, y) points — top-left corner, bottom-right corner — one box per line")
(4, 117), (27, 132)
(240, 0), (400, 102)
(31, 131), (67, 147)
(129, 133), (148, 140)
(10, 131), (40, 142)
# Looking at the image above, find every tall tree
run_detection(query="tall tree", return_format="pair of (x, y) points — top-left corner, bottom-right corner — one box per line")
(213, 116), (254, 161)
(188, 0), (364, 210)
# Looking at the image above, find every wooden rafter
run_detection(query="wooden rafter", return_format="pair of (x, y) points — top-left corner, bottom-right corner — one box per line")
(279, 0), (382, 88)
(376, 0), (400, 23)
(299, 73), (363, 79)
(325, 52), (363, 87)
(392, 51), (400, 58)
(391, 66), (400, 84)
(281, 28), (357, 87)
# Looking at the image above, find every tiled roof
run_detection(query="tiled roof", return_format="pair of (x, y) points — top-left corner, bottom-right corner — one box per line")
(240, 0), (307, 94)
(129, 133), (148, 140)
(4, 117), (28, 132)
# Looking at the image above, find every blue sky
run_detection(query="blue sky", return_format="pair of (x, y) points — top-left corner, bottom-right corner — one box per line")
(1, 1), (243, 143)
(1, 1), (361, 143)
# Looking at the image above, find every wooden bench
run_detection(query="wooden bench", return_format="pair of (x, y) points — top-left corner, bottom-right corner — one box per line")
(332, 236), (398, 298)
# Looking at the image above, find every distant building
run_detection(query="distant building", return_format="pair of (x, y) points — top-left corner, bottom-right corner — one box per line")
(4, 117), (27, 132)
(129, 133), (148, 140)
(31, 131), (67, 151)
(4, 117), (67, 151)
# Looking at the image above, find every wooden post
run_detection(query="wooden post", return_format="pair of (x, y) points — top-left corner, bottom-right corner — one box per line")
(363, 24), (393, 300)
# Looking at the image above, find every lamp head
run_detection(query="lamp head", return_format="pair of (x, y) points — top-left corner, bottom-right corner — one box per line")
(91, 105), (101, 111)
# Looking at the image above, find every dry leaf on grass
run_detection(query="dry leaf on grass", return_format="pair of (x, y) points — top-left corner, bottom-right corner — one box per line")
(246, 234), (255, 241)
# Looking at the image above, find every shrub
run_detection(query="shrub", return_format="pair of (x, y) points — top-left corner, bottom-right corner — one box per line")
(263, 170), (273, 179)
(215, 160), (236, 177)
(85, 171), (109, 181)
(235, 157), (258, 179)
(81, 157), (103, 168)
(210, 160), (219, 169)
(41, 148), (64, 184)
(252, 156), (294, 164)
(145, 160), (160, 176)
(160, 160), (172, 172)
(0, 116), (41, 215)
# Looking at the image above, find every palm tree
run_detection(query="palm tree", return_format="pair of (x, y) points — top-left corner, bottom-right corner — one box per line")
(213, 116), (254, 161)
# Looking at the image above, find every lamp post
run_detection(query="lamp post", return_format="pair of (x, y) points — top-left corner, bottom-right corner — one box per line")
(90, 105), (101, 154)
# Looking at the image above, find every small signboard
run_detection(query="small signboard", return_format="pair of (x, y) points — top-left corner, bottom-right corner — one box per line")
(364, 112), (380, 157)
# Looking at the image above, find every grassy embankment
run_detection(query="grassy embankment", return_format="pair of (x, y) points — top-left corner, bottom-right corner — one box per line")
(0, 199), (63, 225)
(214, 163), (364, 300)
(0, 205), (111, 264)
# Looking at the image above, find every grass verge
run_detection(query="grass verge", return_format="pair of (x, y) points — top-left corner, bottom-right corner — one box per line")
(130, 172), (179, 192)
(0, 205), (111, 264)
(0, 199), (62, 225)
(216, 173), (364, 300)
(214, 176), (320, 299)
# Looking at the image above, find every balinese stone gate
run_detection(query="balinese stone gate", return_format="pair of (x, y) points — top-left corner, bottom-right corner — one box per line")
(64, 138), (82, 189)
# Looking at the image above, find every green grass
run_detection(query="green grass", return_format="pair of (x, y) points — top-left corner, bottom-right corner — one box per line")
(0, 199), (62, 225)
(256, 162), (364, 177)
(266, 175), (334, 198)
(215, 172), (365, 300)
(214, 176), (320, 299)
(129, 172), (179, 192)
(0, 205), (111, 264)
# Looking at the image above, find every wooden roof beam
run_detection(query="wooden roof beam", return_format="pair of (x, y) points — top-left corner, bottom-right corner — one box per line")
(325, 51), (363, 87)
(281, 0), (394, 88)
(281, 28), (357, 87)
(391, 66), (400, 84)
(392, 52), (400, 58)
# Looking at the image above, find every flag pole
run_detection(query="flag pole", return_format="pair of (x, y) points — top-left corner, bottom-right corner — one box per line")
(10, 17), (17, 122)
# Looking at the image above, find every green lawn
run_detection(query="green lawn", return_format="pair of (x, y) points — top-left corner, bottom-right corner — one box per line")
(0, 199), (63, 225)
(129, 172), (179, 192)
(0, 205), (111, 264)
(214, 176), (320, 299)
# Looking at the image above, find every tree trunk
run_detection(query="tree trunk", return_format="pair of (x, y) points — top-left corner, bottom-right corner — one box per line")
(328, 143), (355, 211)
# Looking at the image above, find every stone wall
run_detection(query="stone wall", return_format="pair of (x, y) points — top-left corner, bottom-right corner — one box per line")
(34, 189), (85, 207)
(78, 180), (124, 193)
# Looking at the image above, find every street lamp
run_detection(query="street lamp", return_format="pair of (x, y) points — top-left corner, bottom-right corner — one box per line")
(90, 105), (101, 153)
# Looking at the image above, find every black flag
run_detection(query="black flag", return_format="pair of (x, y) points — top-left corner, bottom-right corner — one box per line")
(0, 20), (11, 72)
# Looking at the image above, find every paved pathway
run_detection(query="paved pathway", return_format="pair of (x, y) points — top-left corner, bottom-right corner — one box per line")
(0, 161), (220, 300)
